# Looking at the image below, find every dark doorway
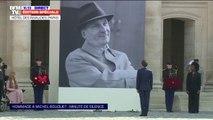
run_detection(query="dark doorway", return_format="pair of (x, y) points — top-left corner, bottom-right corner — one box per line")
(31, 1), (50, 68)
(163, 19), (184, 90)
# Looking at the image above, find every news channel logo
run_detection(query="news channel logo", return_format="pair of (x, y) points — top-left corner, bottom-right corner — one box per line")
(9, 6), (61, 20)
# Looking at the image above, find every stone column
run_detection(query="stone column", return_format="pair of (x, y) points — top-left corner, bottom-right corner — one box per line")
(206, 1), (213, 90)
(6, 1), (32, 102)
(0, 1), (7, 61)
(7, 1), (31, 83)
(144, 1), (162, 90)
(48, 1), (60, 103)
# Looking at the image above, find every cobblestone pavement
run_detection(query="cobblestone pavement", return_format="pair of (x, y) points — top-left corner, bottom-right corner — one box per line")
(1, 111), (213, 120)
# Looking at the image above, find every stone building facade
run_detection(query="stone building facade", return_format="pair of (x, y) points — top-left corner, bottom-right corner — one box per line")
(0, 1), (213, 111)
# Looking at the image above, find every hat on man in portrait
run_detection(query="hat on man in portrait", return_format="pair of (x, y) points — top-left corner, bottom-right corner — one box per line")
(78, 2), (114, 30)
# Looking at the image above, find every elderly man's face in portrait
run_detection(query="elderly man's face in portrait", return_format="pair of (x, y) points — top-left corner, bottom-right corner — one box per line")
(81, 18), (110, 47)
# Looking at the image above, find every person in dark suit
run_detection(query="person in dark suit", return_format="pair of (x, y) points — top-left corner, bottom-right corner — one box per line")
(186, 61), (201, 113)
(136, 60), (153, 116)
(162, 61), (176, 112)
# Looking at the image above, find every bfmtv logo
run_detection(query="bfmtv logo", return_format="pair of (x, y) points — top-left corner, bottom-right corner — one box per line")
(10, 6), (21, 15)
(9, 5), (60, 20)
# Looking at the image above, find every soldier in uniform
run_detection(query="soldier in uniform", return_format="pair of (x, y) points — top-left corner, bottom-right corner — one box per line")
(162, 61), (176, 112)
(31, 58), (47, 106)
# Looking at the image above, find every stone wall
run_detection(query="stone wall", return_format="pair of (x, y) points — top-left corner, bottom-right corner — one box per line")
(0, 2), (7, 61)
(206, 1), (213, 86)
(144, 1), (162, 89)
(1, 1), (213, 103)
(0, 1), (33, 103)
(161, 1), (208, 90)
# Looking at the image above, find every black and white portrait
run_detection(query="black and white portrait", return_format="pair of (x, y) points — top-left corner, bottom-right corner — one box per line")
(59, 1), (145, 88)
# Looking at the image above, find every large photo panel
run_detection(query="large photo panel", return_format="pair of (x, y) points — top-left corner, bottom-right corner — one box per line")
(59, 1), (145, 88)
